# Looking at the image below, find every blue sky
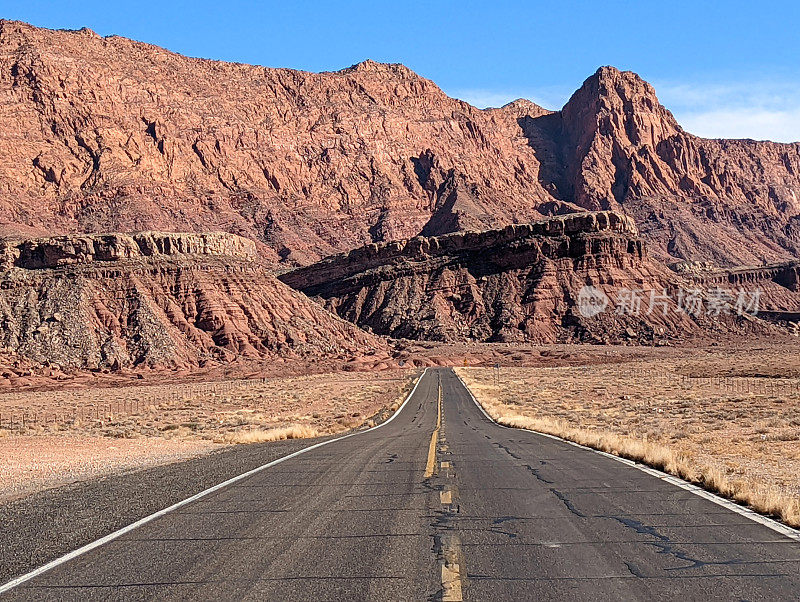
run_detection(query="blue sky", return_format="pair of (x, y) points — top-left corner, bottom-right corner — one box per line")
(3, 0), (800, 141)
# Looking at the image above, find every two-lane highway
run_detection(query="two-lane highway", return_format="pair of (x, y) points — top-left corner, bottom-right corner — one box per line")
(5, 368), (800, 600)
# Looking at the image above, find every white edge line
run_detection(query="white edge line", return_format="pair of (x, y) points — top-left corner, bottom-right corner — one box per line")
(0, 368), (430, 594)
(453, 369), (800, 543)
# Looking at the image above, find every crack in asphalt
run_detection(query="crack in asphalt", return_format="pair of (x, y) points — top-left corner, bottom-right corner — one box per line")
(607, 516), (742, 570)
(523, 464), (554, 485)
(550, 488), (586, 518)
(428, 478), (464, 599)
(494, 442), (522, 460)
(489, 516), (519, 540)
(624, 561), (646, 578)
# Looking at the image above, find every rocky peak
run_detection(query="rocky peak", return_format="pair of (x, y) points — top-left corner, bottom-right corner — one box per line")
(495, 98), (552, 119)
(339, 59), (410, 76)
(560, 66), (682, 210)
(564, 66), (680, 147)
(0, 19), (29, 39)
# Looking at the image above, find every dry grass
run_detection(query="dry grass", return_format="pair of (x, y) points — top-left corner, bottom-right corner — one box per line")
(0, 369), (420, 442)
(222, 425), (320, 444)
(457, 359), (800, 528)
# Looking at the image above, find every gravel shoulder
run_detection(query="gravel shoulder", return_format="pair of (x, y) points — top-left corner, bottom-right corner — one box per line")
(0, 435), (221, 502)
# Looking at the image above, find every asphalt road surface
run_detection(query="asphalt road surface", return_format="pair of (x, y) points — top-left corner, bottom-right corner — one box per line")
(5, 368), (800, 600)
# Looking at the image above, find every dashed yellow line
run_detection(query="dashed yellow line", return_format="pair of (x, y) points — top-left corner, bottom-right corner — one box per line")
(439, 510), (464, 600)
(440, 528), (464, 601)
(424, 381), (443, 478)
(429, 379), (463, 601)
(441, 559), (463, 601)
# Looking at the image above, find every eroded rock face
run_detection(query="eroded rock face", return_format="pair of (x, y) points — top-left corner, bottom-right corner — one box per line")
(673, 260), (800, 313)
(1, 21), (799, 267)
(556, 67), (800, 266)
(281, 212), (770, 343)
(0, 21), (557, 264)
(0, 232), (385, 369)
(0, 231), (256, 269)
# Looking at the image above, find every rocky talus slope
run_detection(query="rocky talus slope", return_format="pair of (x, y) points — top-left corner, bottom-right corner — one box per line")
(281, 212), (772, 343)
(0, 232), (385, 371)
(0, 20), (798, 267)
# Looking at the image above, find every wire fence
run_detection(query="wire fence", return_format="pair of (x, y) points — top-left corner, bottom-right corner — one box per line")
(483, 365), (800, 397)
(0, 377), (269, 432)
(615, 368), (800, 396)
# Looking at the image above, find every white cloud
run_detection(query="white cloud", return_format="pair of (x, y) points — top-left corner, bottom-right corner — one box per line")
(674, 108), (800, 143)
(655, 81), (800, 113)
(648, 80), (800, 143)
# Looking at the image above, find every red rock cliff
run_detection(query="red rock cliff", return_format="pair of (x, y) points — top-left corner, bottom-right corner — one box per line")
(0, 21), (799, 267)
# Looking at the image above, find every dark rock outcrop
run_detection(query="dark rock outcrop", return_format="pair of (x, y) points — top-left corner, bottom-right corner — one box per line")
(281, 212), (770, 343)
(673, 260), (800, 312)
(0, 231), (256, 269)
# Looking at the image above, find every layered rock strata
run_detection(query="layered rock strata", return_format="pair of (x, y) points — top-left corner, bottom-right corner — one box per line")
(0, 232), (385, 370)
(0, 21), (798, 267)
(282, 212), (769, 343)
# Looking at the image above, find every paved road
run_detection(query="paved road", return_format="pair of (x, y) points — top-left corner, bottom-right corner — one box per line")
(5, 368), (800, 600)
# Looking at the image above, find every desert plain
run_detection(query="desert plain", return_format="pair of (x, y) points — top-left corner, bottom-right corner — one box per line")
(3, 338), (800, 529)
(0, 369), (418, 501)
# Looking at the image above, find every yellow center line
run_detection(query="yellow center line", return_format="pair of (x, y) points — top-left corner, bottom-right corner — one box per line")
(440, 531), (465, 601)
(441, 561), (463, 601)
(424, 380), (443, 478)
(437, 381), (442, 429)
(430, 378), (463, 600)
